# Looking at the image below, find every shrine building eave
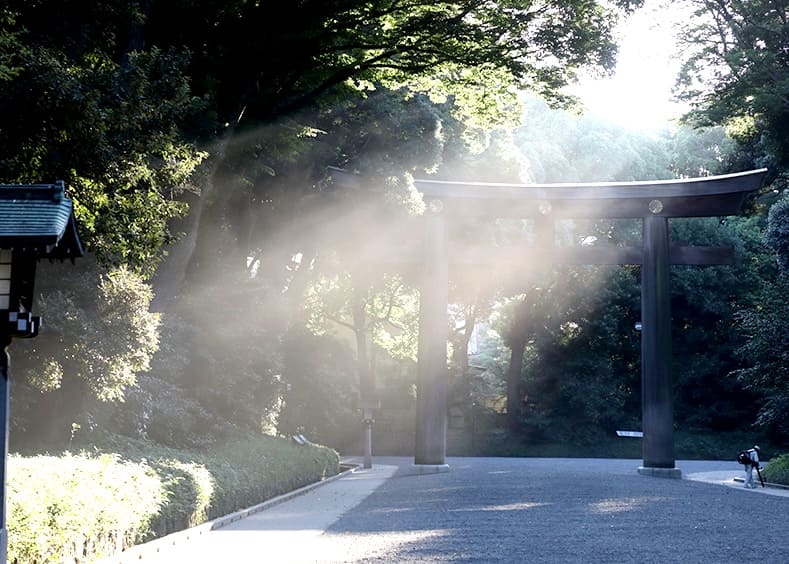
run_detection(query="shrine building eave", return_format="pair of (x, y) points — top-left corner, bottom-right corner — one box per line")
(0, 181), (85, 259)
(414, 168), (768, 218)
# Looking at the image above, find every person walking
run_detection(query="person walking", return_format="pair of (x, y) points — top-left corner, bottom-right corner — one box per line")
(744, 445), (761, 488)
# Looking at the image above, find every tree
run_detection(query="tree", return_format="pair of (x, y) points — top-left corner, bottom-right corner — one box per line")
(676, 1), (789, 169)
(11, 261), (161, 446)
(732, 197), (789, 439)
(669, 215), (773, 431)
(674, 1), (789, 443)
(515, 96), (671, 183)
(2, 0), (649, 449)
(144, 0), (646, 297)
(1, 4), (205, 275)
(0, 2), (205, 440)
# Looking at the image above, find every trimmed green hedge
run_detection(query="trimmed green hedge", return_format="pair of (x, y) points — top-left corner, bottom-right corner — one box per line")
(762, 453), (789, 486)
(8, 453), (165, 563)
(8, 435), (339, 563)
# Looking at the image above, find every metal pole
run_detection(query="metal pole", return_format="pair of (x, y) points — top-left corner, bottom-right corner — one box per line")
(640, 215), (678, 476)
(414, 207), (448, 466)
(0, 335), (10, 563)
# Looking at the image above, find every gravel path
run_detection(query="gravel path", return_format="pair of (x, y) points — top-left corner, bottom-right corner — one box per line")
(108, 457), (788, 563)
(319, 458), (787, 563)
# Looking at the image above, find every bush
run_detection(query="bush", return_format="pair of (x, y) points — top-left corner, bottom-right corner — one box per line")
(8, 453), (165, 563)
(8, 434), (339, 563)
(762, 453), (789, 486)
(199, 436), (341, 521)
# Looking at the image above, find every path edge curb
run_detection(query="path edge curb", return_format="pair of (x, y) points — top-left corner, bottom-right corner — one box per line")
(97, 462), (360, 563)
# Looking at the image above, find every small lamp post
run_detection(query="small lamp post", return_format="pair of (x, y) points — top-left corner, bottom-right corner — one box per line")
(0, 181), (83, 563)
(358, 398), (380, 470)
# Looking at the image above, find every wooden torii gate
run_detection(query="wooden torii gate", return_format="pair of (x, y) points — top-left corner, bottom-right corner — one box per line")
(405, 169), (766, 476)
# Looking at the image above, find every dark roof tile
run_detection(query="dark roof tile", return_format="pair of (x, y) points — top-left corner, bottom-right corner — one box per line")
(0, 181), (84, 257)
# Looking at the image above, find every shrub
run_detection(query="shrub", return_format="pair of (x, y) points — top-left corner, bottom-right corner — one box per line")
(8, 453), (165, 563)
(8, 434), (339, 563)
(762, 453), (789, 486)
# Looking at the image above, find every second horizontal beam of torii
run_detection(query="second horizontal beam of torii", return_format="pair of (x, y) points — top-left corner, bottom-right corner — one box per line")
(360, 243), (734, 266)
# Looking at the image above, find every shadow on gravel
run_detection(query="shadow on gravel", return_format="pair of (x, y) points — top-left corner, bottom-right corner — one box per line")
(324, 457), (788, 563)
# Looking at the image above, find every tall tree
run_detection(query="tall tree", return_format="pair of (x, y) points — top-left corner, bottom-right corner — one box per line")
(2, 0), (648, 448)
(676, 0), (789, 171)
(732, 198), (789, 439)
(1, 2), (205, 442)
(138, 0), (645, 293)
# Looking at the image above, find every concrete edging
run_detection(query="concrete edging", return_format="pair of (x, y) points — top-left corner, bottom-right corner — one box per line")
(98, 463), (359, 563)
(637, 466), (682, 479)
(408, 463), (451, 475)
(732, 476), (789, 490)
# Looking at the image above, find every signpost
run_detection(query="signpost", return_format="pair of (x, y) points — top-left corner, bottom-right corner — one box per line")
(616, 431), (644, 438)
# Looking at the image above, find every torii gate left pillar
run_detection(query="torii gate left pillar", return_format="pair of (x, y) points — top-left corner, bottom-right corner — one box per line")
(414, 208), (449, 467)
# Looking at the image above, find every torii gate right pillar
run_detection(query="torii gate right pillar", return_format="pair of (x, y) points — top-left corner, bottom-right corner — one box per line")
(639, 215), (680, 478)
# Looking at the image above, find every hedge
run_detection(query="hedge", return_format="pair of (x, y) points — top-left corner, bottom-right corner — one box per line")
(762, 453), (789, 486)
(7, 435), (339, 563)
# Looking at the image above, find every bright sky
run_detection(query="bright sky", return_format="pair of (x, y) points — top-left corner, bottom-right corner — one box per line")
(569, 0), (691, 131)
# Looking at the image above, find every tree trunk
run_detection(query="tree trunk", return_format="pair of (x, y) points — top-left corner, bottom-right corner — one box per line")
(506, 330), (528, 430)
(352, 285), (374, 404)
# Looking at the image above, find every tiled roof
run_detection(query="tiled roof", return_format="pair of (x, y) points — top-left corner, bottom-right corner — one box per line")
(0, 181), (84, 258)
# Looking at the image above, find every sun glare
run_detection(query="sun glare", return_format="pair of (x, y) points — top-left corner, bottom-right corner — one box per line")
(568, 0), (692, 132)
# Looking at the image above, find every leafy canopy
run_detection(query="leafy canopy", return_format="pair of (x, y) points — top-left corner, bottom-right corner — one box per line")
(676, 1), (789, 167)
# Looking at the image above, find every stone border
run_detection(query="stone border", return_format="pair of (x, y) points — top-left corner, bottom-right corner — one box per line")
(408, 464), (451, 475)
(638, 466), (682, 479)
(732, 476), (789, 490)
(97, 463), (359, 563)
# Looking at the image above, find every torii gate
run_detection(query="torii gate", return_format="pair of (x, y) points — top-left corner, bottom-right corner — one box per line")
(406, 169), (766, 477)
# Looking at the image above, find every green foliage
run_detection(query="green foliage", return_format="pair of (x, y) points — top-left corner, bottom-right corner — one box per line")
(148, 458), (215, 533)
(277, 332), (360, 451)
(669, 216), (774, 431)
(0, 26), (205, 276)
(459, 427), (771, 460)
(8, 434), (339, 563)
(16, 262), (160, 401)
(515, 96), (672, 182)
(762, 454), (789, 486)
(306, 272), (420, 363)
(0, 2), (204, 434)
(123, 281), (287, 449)
(766, 196), (789, 272)
(729, 197), (789, 439)
(0, 7), (21, 82)
(684, 0), (789, 435)
(672, 429), (767, 461)
(666, 125), (738, 177)
(677, 1), (789, 168)
(515, 98), (743, 183)
(7, 453), (165, 563)
(205, 436), (340, 518)
(10, 261), (161, 445)
(146, 0), (640, 126)
(733, 275), (789, 438)
(12, 0), (781, 462)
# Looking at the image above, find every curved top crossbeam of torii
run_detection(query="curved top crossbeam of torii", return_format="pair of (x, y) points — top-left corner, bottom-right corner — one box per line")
(414, 168), (768, 218)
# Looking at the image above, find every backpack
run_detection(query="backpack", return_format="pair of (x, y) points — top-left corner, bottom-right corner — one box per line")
(737, 450), (752, 465)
